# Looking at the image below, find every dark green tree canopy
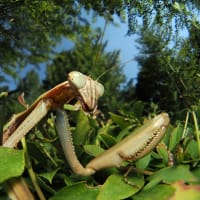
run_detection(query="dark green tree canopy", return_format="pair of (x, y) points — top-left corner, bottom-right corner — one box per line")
(1, 0), (200, 119)
(1, 1), (200, 87)
(0, 1), (84, 81)
(135, 23), (200, 115)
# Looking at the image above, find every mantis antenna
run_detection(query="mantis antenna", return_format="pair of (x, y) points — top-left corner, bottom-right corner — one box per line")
(96, 57), (136, 81)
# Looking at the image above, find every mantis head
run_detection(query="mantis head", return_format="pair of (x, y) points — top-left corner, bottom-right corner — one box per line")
(68, 71), (104, 112)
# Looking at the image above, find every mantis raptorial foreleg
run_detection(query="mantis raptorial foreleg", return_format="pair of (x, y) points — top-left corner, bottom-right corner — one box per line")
(56, 111), (170, 176)
(86, 113), (169, 171)
(56, 109), (95, 176)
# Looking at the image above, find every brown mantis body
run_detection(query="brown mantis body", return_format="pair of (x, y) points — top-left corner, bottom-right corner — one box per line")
(2, 71), (104, 147)
(2, 71), (170, 176)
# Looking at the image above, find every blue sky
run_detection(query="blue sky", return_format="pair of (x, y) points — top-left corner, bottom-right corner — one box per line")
(57, 15), (140, 84)
(95, 16), (140, 83)
(4, 15), (139, 90)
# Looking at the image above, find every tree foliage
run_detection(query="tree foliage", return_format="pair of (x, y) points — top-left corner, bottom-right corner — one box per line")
(135, 23), (200, 116)
(1, 0), (86, 83)
(2, 1), (200, 199)
(1, 1), (200, 87)
(125, 0), (199, 35)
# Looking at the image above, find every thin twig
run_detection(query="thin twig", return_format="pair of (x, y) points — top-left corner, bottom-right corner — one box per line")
(192, 111), (200, 157)
(21, 138), (46, 200)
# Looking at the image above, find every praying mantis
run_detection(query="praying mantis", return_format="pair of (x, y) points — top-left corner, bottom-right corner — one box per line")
(2, 71), (170, 177)
(2, 71), (104, 147)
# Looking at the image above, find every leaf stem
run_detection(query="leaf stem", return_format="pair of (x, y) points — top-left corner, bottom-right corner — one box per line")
(182, 111), (189, 138)
(192, 111), (200, 157)
(21, 138), (46, 200)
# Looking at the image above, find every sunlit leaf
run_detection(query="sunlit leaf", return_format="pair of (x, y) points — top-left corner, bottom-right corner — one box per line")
(145, 165), (196, 190)
(172, 2), (183, 12)
(109, 112), (130, 129)
(168, 125), (183, 151)
(0, 147), (25, 183)
(73, 110), (90, 145)
(170, 181), (200, 200)
(38, 168), (59, 184)
(83, 144), (105, 157)
(50, 182), (99, 200)
(64, 104), (79, 111)
(97, 174), (141, 200)
(134, 184), (175, 200)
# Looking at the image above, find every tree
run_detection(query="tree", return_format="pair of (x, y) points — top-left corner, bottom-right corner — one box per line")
(0, 0), (88, 86)
(1, 1), (200, 89)
(135, 23), (200, 115)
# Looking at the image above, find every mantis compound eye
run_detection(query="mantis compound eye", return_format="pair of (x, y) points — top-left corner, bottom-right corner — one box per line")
(68, 71), (104, 112)
(68, 71), (104, 97)
(68, 71), (86, 89)
(97, 83), (104, 97)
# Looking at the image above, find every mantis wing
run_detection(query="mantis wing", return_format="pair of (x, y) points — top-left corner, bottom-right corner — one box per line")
(3, 100), (49, 147)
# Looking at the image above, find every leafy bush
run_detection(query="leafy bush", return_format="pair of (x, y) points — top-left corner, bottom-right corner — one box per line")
(1, 100), (200, 199)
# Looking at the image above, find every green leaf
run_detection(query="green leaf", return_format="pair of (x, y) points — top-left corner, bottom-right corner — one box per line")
(134, 184), (175, 200)
(192, 168), (200, 181)
(99, 133), (116, 148)
(27, 142), (48, 166)
(50, 182), (99, 200)
(0, 92), (8, 98)
(73, 110), (90, 145)
(156, 143), (170, 165)
(64, 104), (80, 111)
(115, 127), (130, 142)
(109, 112), (130, 129)
(37, 176), (56, 194)
(168, 125), (183, 151)
(97, 174), (140, 200)
(145, 165), (197, 190)
(172, 2), (183, 12)
(172, 2), (185, 12)
(135, 153), (151, 170)
(0, 147), (25, 183)
(186, 140), (199, 160)
(83, 144), (105, 157)
(38, 168), (59, 184)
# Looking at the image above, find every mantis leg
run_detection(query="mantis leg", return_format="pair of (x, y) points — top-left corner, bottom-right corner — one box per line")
(56, 109), (95, 176)
(3, 99), (50, 148)
(5, 177), (35, 200)
(56, 111), (169, 176)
